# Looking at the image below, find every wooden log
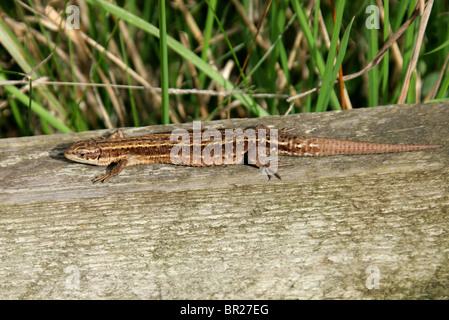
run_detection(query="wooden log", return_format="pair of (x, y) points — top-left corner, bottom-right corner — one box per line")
(0, 102), (448, 299)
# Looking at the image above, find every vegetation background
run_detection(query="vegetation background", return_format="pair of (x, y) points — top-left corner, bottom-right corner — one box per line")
(0, 0), (447, 138)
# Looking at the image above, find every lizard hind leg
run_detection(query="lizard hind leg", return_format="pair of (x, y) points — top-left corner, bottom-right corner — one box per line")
(258, 164), (282, 181)
(242, 126), (282, 181)
(247, 154), (282, 181)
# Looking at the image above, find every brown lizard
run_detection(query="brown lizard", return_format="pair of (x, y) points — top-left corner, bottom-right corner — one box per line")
(64, 124), (441, 183)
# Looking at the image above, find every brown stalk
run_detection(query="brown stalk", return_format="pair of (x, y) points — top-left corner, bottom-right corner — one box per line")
(227, 0), (272, 119)
(330, 0), (346, 110)
(180, 32), (208, 119)
(397, 0), (434, 104)
(287, 3), (421, 103)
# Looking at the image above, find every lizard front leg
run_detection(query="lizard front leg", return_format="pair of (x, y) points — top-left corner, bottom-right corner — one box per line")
(92, 159), (128, 183)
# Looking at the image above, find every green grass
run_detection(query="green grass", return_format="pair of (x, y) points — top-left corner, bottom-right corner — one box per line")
(1, 0), (449, 137)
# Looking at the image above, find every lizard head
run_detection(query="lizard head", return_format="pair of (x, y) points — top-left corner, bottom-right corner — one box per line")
(64, 139), (102, 165)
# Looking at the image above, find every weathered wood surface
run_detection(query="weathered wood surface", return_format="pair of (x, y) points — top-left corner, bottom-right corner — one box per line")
(0, 103), (448, 299)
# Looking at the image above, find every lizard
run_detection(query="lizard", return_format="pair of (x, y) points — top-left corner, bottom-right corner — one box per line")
(63, 124), (441, 183)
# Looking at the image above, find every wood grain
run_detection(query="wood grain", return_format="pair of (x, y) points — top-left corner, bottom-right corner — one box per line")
(0, 103), (448, 299)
